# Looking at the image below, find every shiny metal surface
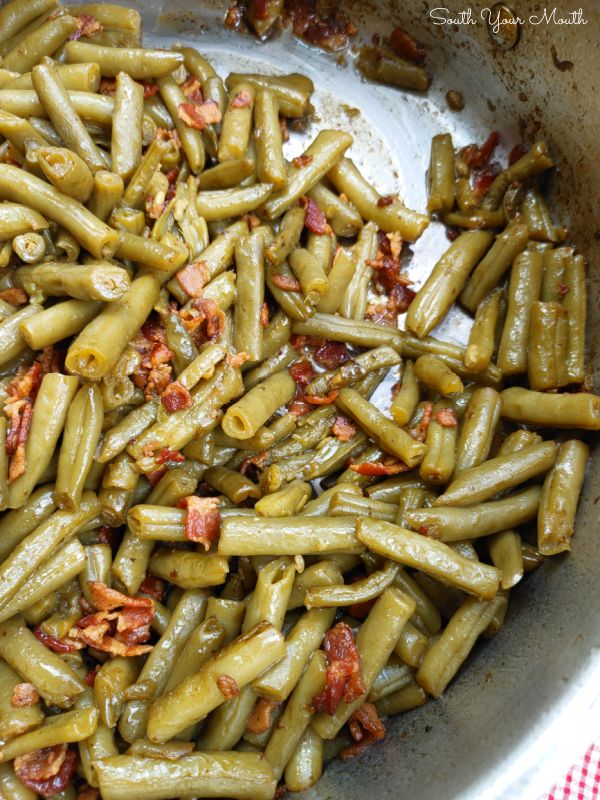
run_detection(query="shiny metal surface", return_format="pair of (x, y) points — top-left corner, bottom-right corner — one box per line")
(82, 0), (600, 795)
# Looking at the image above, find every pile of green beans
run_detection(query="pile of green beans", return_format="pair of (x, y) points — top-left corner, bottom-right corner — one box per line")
(0, 2), (596, 799)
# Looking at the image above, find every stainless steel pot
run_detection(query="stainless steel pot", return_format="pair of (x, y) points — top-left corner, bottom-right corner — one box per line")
(79, 0), (600, 795)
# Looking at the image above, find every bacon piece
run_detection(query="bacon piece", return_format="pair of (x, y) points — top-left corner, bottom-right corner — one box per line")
(11, 683), (39, 708)
(227, 351), (251, 369)
(341, 702), (385, 759)
(312, 622), (365, 715)
(0, 287), (28, 305)
(140, 81), (159, 98)
(97, 525), (117, 547)
(157, 447), (186, 465)
(292, 154), (313, 169)
(33, 627), (82, 654)
(217, 674), (239, 699)
(252, 0), (270, 20)
(145, 466), (167, 486)
(70, 14), (103, 40)
(389, 26), (426, 63)
(224, 1), (246, 28)
(231, 89), (253, 109)
(508, 143), (526, 166)
(306, 389), (338, 405)
(84, 666), (100, 686)
(178, 100), (222, 130)
(8, 401), (33, 482)
(242, 212), (261, 230)
(99, 77), (116, 95)
(162, 381), (193, 413)
(203, 298), (227, 340)
(139, 574), (166, 601)
(332, 415), (356, 442)
(239, 450), (269, 476)
(14, 745), (78, 799)
(347, 597), (376, 620)
(290, 334), (321, 350)
(287, 0), (357, 51)
(299, 195), (328, 234)
(156, 127), (182, 148)
(260, 302), (270, 327)
(473, 165), (500, 201)
(409, 401), (433, 442)
(4, 359), (44, 482)
(271, 273), (302, 292)
(132, 319), (174, 401)
(314, 340), (349, 369)
(177, 260), (210, 298)
(460, 131), (500, 169)
(348, 458), (410, 476)
(77, 784), (100, 800)
(181, 76), (204, 102)
(289, 359), (316, 387)
(116, 605), (154, 645)
(180, 495), (221, 550)
(434, 407), (458, 427)
(88, 582), (154, 612)
(246, 698), (279, 734)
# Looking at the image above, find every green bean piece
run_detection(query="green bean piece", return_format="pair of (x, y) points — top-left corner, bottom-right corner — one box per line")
(437, 441), (556, 507)
(15, 262), (130, 302)
(204, 466), (261, 504)
(330, 492), (397, 522)
(254, 89), (286, 187)
(226, 72), (313, 117)
(306, 560), (398, 609)
(407, 486), (540, 543)
(501, 387), (600, 430)
(21, 301), (101, 353)
(216, 82), (255, 162)
(219, 516), (360, 556)
(241, 557), (295, 636)
(419, 402), (457, 485)
(243, 345), (296, 392)
(464, 287), (504, 372)
(11, 231), (44, 263)
(357, 46), (431, 92)
(288, 247), (328, 301)
(528, 301), (569, 391)
(0, 304), (41, 366)
(9, 62), (99, 92)
(98, 398), (159, 463)
(414, 355), (464, 396)
(0, 0), (57, 41)
(0, 762), (38, 800)
(156, 74), (205, 174)
(32, 144), (94, 203)
(150, 549), (229, 589)
(482, 141), (553, 210)
(487, 530), (523, 590)
(0, 707), (98, 763)
(0, 419), (6, 511)
(406, 230), (493, 337)
(0, 658), (44, 739)
(521, 188), (567, 243)
(222, 371), (295, 440)
(336, 387), (426, 467)
(96, 751), (276, 800)
(389, 360), (418, 425)
(0, 484), (55, 561)
(427, 133), (455, 212)
(55, 384), (103, 511)
(327, 157), (429, 242)
(122, 137), (171, 210)
(66, 274), (160, 381)
(339, 221), (378, 320)
(266, 206), (306, 266)
(64, 40), (183, 77)
(538, 439), (589, 555)
(196, 182), (273, 222)
(198, 156), (255, 190)
(540, 247), (570, 303)
(308, 182), (362, 238)
(416, 594), (506, 697)
(307, 346), (400, 399)
(117, 231), (187, 275)
(563, 254), (586, 384)
(87, 169), (125, 222)
(400, 329), (502, 384)
(265, 261), (315, 322)
(375, 682), (428, 716)
(234, 226), (267, 361)
(111, 70), (144, 181)
(367, 655), (414, 703)
(393, 565), (442, 636)
(453, 387), (502, 476)
(0, 165), (120, 258)
(284, 727), (323, 792)
(0, 617), (85, 708)
(292, 311), (402, 350)
(3, 14), (78, 73)
(255, 480), (312, 517)
(0, 202), (49, 241)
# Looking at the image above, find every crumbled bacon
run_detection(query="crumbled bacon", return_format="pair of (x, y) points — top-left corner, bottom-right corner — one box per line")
(557, 283), (570, 297)
(97, 525), (118, 547)
(11, 683), (39, 708)
(180, 495), (221, 550)
(472, 165), (500, 201)
(14, 745), (77, 799)
(409, 401), (433, 441)
(292, 154), (314, 169)
(99, 77), (117, 95)
(139, 574), (166, 602)
(177, 260), (210, 298)
(460, 131), (500, 169)
(217, 674), (239, 699)
(231, 89), (253, 109)
(508, 143), (526, 166)
(314, 340), (349, 369)
(225, 1), (246, 28)
(181, 76), (204, 103)
(260, 302), (270, 327)
(348, 597), (376, 620)
(271, 273), (302, 292)
(0, 287), (28, 305)
(239, 450), (269, 476)
(132, 319), (174, 401)
(312, 622), (365, 715)
(162, 381), (193, 413)
(179, 298), (226, 345)
(33, 626), (83, 653)
(348, 457), (410, 476)
(84, 666), (100, 686)
(306, 389), (338, 405)
(88, 582), (154, 612)
(227, 351), (251, 368)
(165, 166), (180, 201)
(178, 100), (222, 130)
(145, 466), (168, 486)
(389, 26), (426, 63)
(140, 81), (159, 98)
(299, 195), (328, 234)
(155, 448), (186, 465)
(156, 127), (182, 148)
(246, 698), (279, 734)
(289, 359), (316, 387)
(332, 415), (356, 442)
(286, 0), (357, 51)
(69, 14), (103, 40)
(341, 703), (385, 759)
(290, 334), (322, 350)
(434, 407), (458, 427)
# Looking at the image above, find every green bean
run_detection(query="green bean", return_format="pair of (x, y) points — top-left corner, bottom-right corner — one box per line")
(254, 480), (311, 517)
(204, 466), (260, 504)
(222, 370), (295, 440)
(427, 133), (455, 212)
(388, 360), (418, 425)
(455, 177), (476, 215)
(498, 429), (542, 456)
(265, 260), (314, 321)
(308, 182), (362, 238)
(87, 169), (125, 222)
(96, 751), (276, 800)
(442, 209), (506, 229)
(117, 230), (187, 274)
(31, 144), (94, 202)
(4, 15), (79, 73)
(216, 82), (255, 162)
(156, 74), (205, 174)
(562, 254), (586, 384)
(11, 231), (44, 263)
(438, 441), (556, 507)
(66, 274), (160, 381)
(0, 304), (42, 366)
(502, 387), (600, 429)
(375, 682), (428, 716)
(111, 70), (144, 181)
(0, 707), (98, 762)
(330, 492), (397, 522)
(306, 346), (400, 400)
(464, 287), (504, 372)
(219, 516), (360, 556)
(521, 189), (567, 243)
(406, 230), (493, 337)
(417, 403), (456, 485)
(0, 165), (120, 258)
(306, 559), (398, 609)
(196, 183), (273, 222)
(521, 542), (545, 573)
(0, 484), (55, 561)
(357, 46), (431, 92)
(453, 387), (502, 476)
(0, 202), (48, 241)
(15, 262), (129, 302)
(234, 226), (267, 361)
(416, 594), (505, 697)
(367, 655), (414, 703)
(121, 137), (171, 210)
(55, 384), (103, 511)
(0, 617), (85, 708)
(64, 40), (183, 77)
(327, 157), (429, 242)
(284, 727), (323, 792)
(292, 311), (402, 350)
(537, 439), (589, 555)
(254, 89), (286, 187)
(414, 355), (464, 396)
(0, 657), (44, 740)
(339, 221), (378, 320)
(336, 388), (426, 467)
(0, 419), (7, 511)
(540, 247), (570, 303)
(265, 206), (304, 266)
(0, 762), (38, 800)
(0, 0), (57, 41)
(198, 157), (255, 191)
(98, 397), (159, 463)
(150, 549), (229, 589)
(407, 486), (540, 542)
(400, 329), (502, 384)
(487, 530), (523, 590)
(226, 72), (313, 118)
(482, 141), (553, 210)
(528, 301), (569, 390)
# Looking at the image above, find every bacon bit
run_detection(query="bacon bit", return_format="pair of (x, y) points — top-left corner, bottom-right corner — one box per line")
(99, 77), (116, 95)
(299, 195), (328, 234)
(217, 674), (239, 699)
(312, 622), (365, 715)
(231, 89), (253, 109)
(97, 525), (117, 547)
(70, 14), (103, 40)
(33, 627), (81, 653)
(306, 389), (338, 405)
(446, 226), (461, 242)
(132, 319), (174, 401)
(177, 260), (210, 298)
(11, 683), (39, 708)
(290, 334), (321, 350)
(242, 212), (261, 230)
(287, 0), (357, 51)
(377, 194), (395, 208)
(4, 358), (46, 483)
(162, 381), (193, 413)
(289, 398), (311, 417)
(349, 702), (385, 741)
(139, 574), (166, 602)
(239, 450), (269, 476)
(140, 81), (159, 98)
(508, 143), (526, 166)
(473, 165), (500, 201)
(181, 76), (204, 103)
(165, 166), (180, 201)
(348, 597), (376, 619)
(178, 100), (222, 130)
(179, 495), (221, 550)
(155, 448), (186, 465)
(349, 458), (410, 476)
(314, 340), (349, 369)
(225, 1), (246, 28)
(460, 131), (500, 169)
(289, 359), (316, 387)
(202, 298), (226, 341)
(435, 407), (458, 427)
(271, 273), (302, 292)
(0, 287), (28, 305)
(79, 595), (94, 615)
(389, 26), (426, 63)
(156, 127), (182, 148)
(260, 302), (270, 327)
(557, 283), (570, 297)
(227, 351), (251, 368)
(409, 401), (433, 441)
(88, 582), (154, 612)
(14, 745), (78, 799)
(292, 154), (314, 169)
(279, 115), (289, 143)
(332, 415), (356, 442)
(246, 698), (279, 734)
(145, 466), (167, 486)
(84, 666), (100, 687)
(8, 401), (32, 482)
(252, 0), (270, 20)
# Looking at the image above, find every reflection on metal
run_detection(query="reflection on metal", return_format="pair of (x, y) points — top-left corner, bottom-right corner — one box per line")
(487, 4), (521, 50)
